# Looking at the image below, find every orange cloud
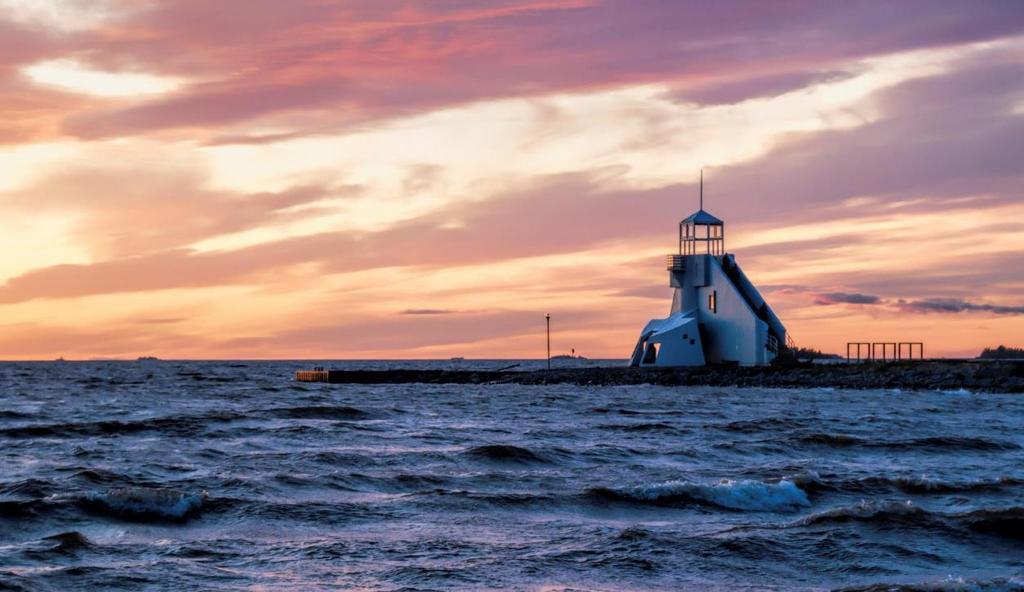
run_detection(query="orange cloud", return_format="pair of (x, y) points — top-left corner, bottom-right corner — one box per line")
(2, 163), (358, 258)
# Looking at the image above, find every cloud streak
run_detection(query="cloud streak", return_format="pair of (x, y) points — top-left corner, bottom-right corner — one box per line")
(812, 292), (1024, 316)
(897, 298), (1024, 315)
(814, 292), (882, 306)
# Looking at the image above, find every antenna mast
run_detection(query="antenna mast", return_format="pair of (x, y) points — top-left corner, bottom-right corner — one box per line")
(699, 169), (703, 210)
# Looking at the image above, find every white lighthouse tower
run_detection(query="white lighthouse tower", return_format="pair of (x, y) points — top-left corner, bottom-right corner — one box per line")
(629, 174), (787, 367)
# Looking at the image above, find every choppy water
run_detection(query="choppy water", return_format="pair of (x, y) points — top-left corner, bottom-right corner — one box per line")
(1, 361), (1022, 591)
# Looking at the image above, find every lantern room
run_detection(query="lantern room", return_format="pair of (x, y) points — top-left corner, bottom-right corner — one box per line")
(679, 208), (724, 256)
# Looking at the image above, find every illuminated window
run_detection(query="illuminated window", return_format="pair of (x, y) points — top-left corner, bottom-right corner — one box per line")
(708, 290), (717, 313)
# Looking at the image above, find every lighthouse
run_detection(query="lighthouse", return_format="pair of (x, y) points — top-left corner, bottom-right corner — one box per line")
(629, 174), (787, 367)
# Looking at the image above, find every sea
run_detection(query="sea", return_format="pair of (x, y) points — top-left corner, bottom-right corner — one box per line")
(1, 360), (1022, 591)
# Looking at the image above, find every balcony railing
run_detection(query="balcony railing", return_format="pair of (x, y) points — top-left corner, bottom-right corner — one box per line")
(666, 254), (685, 271)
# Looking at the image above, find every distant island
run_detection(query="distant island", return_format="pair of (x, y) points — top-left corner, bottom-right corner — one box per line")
(790, 347), (842, 361)
(551, 353), (587, 361)
(978, 346), (1024, 360)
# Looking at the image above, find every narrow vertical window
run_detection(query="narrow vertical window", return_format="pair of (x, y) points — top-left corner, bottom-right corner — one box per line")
(708, 290), (717, 313)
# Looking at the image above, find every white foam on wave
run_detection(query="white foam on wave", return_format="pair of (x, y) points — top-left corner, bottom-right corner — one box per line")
(632, 478), (811, 512)
(88, 487), (206, 520)
(906, 575), (1024, 592)
(786, 469), (823, 488)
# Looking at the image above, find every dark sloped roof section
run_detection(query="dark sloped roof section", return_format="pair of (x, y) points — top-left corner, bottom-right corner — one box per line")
(682, 209), (724, 225)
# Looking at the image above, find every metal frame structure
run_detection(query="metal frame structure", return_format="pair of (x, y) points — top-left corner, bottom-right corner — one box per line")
(848, 341), (925, 361)
(847, 342), (871, 361)
(872, 342), (897, 361)
(898, 342), (924, 360)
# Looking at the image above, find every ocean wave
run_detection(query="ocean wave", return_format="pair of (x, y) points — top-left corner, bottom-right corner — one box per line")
(388, 473), (452, 490)
(597, 422), (682, 433)
(787, 471), (1024, 496)
(0, 412), (244, 439)
(796, 501), (1024, 541)
(80, 487), (206, 522)
(463, 444), (550, 464)
(589, 478), (811, 512)
(41, 531), (92, 554)
(0, 496), (80, 522)
(0, 478), (52, 498)
(795, 433), (1019, 451)
(589, 406), (684, 416)
(797, 500), (935, 528)
(71, 468), (139, 486)
(263, 405), (371, 421)
(0, 498), (49, 519)
(966, 507), (1024, 540)
(16, 531), (94, 563)
(835, 575), (1024, 591)
(718, 417), (806, 433)
(414, 488), (559, 508)
(225, 498), (384, 525)
(0, 410), (32, 419)
(855, 475), (1024, 495)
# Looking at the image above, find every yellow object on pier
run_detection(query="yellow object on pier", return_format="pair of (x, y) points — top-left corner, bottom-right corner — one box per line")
(295, 369), (331, 382)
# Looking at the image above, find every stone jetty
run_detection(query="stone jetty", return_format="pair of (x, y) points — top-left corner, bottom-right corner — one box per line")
(295, 360), (1024, 393)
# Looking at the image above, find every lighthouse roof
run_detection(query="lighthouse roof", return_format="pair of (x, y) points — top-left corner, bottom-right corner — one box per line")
(682, 209), (723, 225)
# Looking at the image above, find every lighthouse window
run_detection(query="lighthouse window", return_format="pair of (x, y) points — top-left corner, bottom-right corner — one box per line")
(709, 290), (717, 313)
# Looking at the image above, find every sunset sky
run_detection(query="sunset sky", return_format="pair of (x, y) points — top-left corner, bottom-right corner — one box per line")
(1, 0), (1022, 360)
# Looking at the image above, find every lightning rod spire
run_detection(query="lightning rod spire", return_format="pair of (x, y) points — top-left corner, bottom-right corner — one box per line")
(699, 168), (703, 211)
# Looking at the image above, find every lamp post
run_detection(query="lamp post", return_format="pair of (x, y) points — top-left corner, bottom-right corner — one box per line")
(545, 313), (551, 370)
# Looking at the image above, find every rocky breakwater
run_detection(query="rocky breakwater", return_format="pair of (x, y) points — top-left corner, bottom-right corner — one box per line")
(508, 361), (1024, 392)
(296, 361), (1024, 392)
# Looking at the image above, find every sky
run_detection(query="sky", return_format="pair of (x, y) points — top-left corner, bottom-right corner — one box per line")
(0, 0), (1022, 360)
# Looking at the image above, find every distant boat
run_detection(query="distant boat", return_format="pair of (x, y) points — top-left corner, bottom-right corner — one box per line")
(137, 356), (160, 361)
(450, 357), (465, 362)
(55, 356), (65, 362)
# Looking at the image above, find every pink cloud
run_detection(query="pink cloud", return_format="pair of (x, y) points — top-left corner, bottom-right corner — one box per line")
(34, 0), (1023, 139)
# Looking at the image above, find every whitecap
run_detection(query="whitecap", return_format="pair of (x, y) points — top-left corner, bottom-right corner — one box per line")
(85, 487), (206, 521)
(631, 478), (811, 512)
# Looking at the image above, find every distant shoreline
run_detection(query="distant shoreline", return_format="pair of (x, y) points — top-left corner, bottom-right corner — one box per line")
(296, 360), (1024, 393)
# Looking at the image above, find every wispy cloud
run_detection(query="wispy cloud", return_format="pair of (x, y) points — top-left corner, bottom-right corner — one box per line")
(812, 293), (1024, 316)
(897, 298), (1024, 315)
(814, 292), (882, 306)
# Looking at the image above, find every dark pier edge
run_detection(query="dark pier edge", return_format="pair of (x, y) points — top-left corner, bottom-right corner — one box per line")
(296, 361), (1024, 393)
